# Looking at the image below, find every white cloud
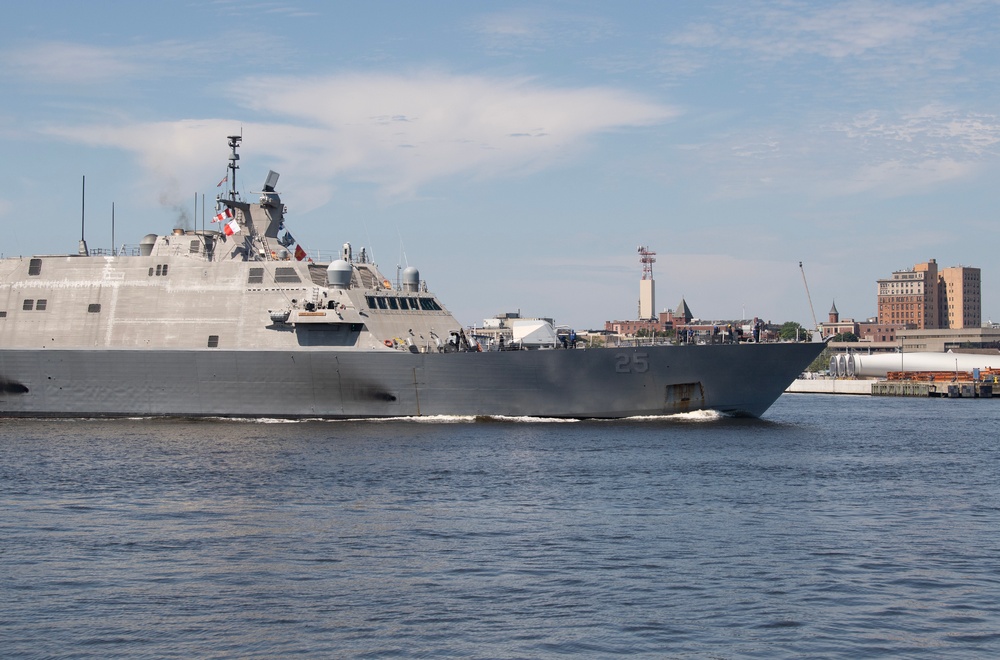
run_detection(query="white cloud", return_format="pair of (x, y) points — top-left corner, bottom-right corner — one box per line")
(42, 72), (676, 209)
(469, 8), (614, 53)
(1, 36), (288, 87)
(6, 42), (140, 85)
(229, 73), (675, 195)
(668, 0), (958, 61)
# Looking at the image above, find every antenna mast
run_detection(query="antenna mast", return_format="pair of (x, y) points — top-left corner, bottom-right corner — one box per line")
(78, 175), (89, 256)
(638, 246), (656, 280)
(227, 135), (241, 202)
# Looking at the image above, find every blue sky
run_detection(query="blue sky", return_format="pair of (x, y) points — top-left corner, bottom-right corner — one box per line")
(3, 1), (1000, 330)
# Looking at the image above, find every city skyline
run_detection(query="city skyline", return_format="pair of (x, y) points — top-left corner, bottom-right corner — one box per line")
(3, 1), (1000, 330)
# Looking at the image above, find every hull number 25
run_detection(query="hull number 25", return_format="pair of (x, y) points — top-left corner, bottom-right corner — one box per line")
(614, 352), (649, 373)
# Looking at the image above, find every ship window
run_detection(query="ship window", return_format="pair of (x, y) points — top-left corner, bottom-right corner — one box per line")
(274, 267), (301, 283)
(28, 259), (42, 276)
(0, 311), (7, 318)
(149, 267), (155, 276)
(248, 267), (264, 284)
(162, 264), (168, 276)
(419, 298), (442, 311)
(388, 297), (399, 310)
(366, 295), (376, 309)
(398, 298), (409, 310)
(189, 240), (200, 253)
(376, 297), (388, 309)
(36, 299), (47, 311)
(156, 265), (163, 276)
(207, 335), (219, 348)
(88, 303), (102, 313)
(23, 299), (33, 310)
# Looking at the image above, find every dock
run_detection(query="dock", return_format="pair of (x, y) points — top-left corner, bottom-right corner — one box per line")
(787, 378), (994, 398)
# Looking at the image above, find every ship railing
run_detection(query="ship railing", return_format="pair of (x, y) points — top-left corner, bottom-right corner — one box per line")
(86, 246), (143, 257)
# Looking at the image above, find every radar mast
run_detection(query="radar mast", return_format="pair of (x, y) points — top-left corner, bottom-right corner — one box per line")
(226, 135), (241, 202)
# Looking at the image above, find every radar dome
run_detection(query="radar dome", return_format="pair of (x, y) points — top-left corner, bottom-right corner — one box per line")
(327, 260), (352, 289)
(402, 266), (420, 292)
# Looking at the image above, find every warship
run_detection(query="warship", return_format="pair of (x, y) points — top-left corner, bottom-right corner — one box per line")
(0, 136), (823, 419)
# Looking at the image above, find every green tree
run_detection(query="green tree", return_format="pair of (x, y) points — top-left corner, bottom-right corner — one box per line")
(779, 321), (807, 341)
(833, 332), (858, 342)
(806, 346), (832, 372)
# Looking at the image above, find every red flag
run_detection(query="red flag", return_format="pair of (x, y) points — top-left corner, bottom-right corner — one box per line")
(223, 219), (241, 236)
(294, 244), (306, 261)
(212, 208), (233, 223)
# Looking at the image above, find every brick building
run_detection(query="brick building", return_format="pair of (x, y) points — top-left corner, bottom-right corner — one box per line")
(877, 259), (981, 330)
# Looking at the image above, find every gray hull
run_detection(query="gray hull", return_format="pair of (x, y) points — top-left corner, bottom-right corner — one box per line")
(0, 342), (823, 419)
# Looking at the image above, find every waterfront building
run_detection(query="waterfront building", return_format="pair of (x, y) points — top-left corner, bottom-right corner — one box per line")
(876, 259), (981, 330)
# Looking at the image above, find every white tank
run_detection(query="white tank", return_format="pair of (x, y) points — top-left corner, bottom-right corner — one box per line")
(327, 260), (352, 289)
(853, 352), (1000, 378)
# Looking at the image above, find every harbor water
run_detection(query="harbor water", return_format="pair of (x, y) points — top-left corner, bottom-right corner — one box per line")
(3, 394), (999, 658)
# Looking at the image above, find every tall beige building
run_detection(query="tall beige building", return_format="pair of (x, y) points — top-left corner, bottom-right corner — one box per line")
(939, 266), (981, 329)
(876, 259), (981, 330)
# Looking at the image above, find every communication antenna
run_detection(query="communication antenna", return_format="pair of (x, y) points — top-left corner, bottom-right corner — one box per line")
(638, 245), (656, 279)
(79, 175), (89, 256)
(227, 134), (242, 202)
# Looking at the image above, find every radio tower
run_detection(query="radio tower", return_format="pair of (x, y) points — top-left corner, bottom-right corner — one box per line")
(637, 246), (657, 320)
(638, 246), (656, 279)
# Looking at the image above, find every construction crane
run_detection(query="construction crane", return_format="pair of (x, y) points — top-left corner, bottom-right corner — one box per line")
(799, 261), (819, 338)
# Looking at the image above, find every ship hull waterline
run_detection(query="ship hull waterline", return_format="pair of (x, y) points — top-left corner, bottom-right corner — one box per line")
(0, 342), (823, 419)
